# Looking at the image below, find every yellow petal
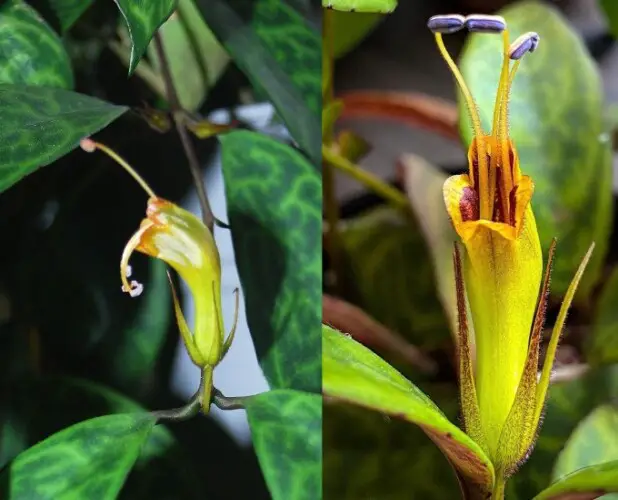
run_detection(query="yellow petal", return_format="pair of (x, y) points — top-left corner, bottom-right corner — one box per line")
(123, 196), (225, 367)
(461, 206), (542, 458)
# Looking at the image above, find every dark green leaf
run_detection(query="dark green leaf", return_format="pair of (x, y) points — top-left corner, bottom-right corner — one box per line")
(534, 460), (618, 500)
(601, 0), (618, 40)
(0, 0), (73, 87)
(324, 391), (459, 499)
(221, 131), (321, 393)
(114, 0), (176, 75)
(46, 0), (94, 31)
(322, 0), (397, 12)
(340, 206), (451, 349)
(586, 266), (618, 366)
(459, 1), (612, 300)
(246, 390), (321, 500)
(0, 377), (204, 499)
(330, 10), (384, 58)
(196, 0), (321, 165)
(0, 85), (127, 193)
(508, 367), (618, 499)
(0, 413), (156, 499)
(553, 405), (618, 485)
(322, 324), (495, 494)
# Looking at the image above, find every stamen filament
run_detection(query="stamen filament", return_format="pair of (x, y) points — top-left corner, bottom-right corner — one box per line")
(434, 33), (489, 217)
(120, 221), (153, 297)
(494, 30), (514, 217)
(80, 138), (157, 198)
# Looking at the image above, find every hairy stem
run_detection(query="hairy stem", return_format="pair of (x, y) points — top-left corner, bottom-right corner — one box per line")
(153, 32), (214, 232)
(491, 476), (505, 500)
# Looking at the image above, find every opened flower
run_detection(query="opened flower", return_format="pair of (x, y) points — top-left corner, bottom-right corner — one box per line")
(80, 138), (238, 412)
(428, 13), (594, 480)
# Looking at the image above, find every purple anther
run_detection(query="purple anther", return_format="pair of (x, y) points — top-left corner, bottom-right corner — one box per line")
(427, 14), (466, 34)
(509, 32), (540, 60)
(464, 14), (506, 33)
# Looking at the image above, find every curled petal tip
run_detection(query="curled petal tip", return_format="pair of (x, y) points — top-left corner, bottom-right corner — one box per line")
(509, 32), (540, 60)
(464, 14), (506, 33)
(79, 137), (96, 153)
(427, 14), (465, 34)
(122, 280), (144, 298)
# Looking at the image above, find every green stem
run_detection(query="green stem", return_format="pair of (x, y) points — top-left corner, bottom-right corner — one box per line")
(212, 388), (250, 410)
(322, 146), (410, 212)
(491, 476), (505, 500)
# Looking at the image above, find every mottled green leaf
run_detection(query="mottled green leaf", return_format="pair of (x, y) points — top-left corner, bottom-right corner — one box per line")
(322, 324), (495, 493)
(329, 10), (385, 58)
(508, 367), (618, 499)
(324, 391), (459, 499)
(0, 413), (156, 499)
(340, 206), (450, 349)
(535, 460), (618, 500)
(46, 0), (94, 31)
(459, 1), (612, 300)
(196, 0), (321, 165)
(323, 0), (396, 13)
(109, 259), (171, 392)
(246, 390), (321, 500)
(114, 0), (176, 75)
(0, 377), (203, 498)
(220, 131), (321, 392)
(0, 0), (73, 88)
(553, 405), (618, 494)
(0, 85), (127, 194)
(586, 266), (618, 366)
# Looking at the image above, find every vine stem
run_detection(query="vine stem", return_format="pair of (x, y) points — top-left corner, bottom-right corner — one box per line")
(151, 371), (253, 423)
(153, 32), (214, 232)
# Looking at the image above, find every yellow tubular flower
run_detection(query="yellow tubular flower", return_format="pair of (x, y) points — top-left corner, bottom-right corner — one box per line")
(428, 13), (594, 477)
(80, 138), (238, 413)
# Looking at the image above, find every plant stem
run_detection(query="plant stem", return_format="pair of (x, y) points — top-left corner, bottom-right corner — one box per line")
(212, 388), (250, 410)
(153, 32), (214, 232)
(150, 370), (206, 423)
(322, 8), (344, 295)
(322, 145), (410, 213)
(491, 477), (505, 500)
(151, 370), (252, 423)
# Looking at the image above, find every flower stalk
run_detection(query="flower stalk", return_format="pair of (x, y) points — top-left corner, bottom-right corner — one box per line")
(428, 13), (595, 491)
